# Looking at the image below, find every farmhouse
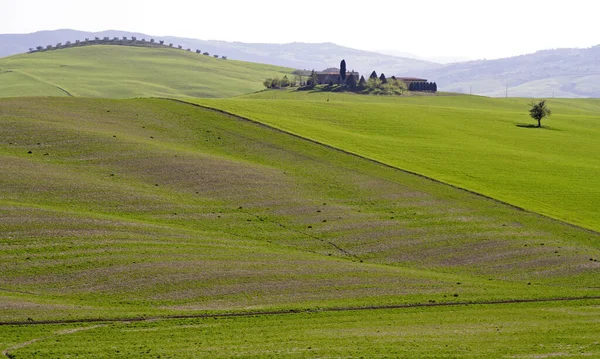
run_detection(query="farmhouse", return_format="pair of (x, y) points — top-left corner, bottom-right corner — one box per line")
(317, 68), (360, 85)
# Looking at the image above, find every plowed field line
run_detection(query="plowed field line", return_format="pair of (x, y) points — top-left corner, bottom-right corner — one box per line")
(2, 296), (599, 327)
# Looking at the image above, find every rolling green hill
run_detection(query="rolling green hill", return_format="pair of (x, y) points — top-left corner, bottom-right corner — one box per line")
(1, 97), (599, 357)
(0, 45), (292, 98)
(192, 91), (600, 233)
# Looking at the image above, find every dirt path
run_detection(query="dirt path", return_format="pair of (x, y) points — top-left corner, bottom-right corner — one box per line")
(1, 296), (599, 327)
(2, 325), (105, 358)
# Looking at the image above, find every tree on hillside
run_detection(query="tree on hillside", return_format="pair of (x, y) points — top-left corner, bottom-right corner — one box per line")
(379, 73), (387, 84)
(340, 59), (347, 83)
(346, 73), (357, 89)
(370, 71), (378, 79)
(358, 75), (367, 89)
(529, 100), (552, 128)
(306, 70), (318, 87)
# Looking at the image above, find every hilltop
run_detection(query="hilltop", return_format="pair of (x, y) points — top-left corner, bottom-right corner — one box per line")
(0, 45), (292, 98)
(0, 29), (440, 77)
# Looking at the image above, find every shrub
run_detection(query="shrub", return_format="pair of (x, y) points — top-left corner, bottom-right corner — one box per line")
(159, 40), (164, 45)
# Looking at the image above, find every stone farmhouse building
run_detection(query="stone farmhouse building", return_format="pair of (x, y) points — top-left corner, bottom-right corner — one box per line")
(316, 68), (360, 84)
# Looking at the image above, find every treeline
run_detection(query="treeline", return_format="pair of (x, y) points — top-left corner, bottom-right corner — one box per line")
(408, 82), (437, 92)
(27, 37), (228, 59)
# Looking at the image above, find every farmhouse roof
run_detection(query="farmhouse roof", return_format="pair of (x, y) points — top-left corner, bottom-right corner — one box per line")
(318, 67), (359, 75)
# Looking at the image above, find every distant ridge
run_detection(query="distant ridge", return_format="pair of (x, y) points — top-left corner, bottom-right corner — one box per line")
(420, 45), (600, 98)
(0, 29), (440, 77)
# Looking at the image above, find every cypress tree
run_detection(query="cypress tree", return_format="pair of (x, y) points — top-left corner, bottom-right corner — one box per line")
(433, 82), (438, 92)
(340, 59), (347, 83)
(346, 74), (357, 89)
(358, 75), (367, 89)
(370, 71), (378, 79)
(379, 73), (387, 84)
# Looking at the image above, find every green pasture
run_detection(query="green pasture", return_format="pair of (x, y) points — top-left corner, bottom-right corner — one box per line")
(2, 300), (599, 358)
(192, 92), (600, 232)
(0, 45), (292, 98)
(1, 97), (598, 325)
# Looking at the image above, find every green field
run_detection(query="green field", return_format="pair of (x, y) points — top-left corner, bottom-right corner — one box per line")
(1, 97), (599, 357)
(1, 48), (600, 357)
(0, 45), (292, 98)
(3, 300), (599, 358)
(191, 91), (600, 232)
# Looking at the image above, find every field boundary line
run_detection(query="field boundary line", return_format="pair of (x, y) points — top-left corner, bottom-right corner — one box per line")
(165, 98), (600, 236)
(1, 296), (599, 327)
(13, 70), (73, 97)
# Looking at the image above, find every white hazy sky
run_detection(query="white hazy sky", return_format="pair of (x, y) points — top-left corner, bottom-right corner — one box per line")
(2, 0), (599, 60)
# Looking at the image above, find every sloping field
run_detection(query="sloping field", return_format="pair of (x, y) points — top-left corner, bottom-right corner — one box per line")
(0, 45), (292, 98)
(1, 97), (599, 357)
(1, 96), (599, 320)
(192, 92), (600, 232)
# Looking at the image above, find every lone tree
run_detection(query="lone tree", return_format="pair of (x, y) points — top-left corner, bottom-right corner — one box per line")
(340, 59), (347, 83)
(529, 100), (552, 128)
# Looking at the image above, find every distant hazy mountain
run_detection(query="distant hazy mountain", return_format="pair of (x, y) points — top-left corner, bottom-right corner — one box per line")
(0, 29), (440, 77)
(374, 49), (471, 64)
(420, 46), (600, 98)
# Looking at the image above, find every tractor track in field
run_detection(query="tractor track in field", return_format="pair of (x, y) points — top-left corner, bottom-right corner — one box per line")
(1, 296), (599, 327)
(2, 325), (106, 358)
(165, 98), (600, 237)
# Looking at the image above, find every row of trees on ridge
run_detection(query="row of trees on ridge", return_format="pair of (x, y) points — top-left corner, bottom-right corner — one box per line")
(28, 37), (228, 59)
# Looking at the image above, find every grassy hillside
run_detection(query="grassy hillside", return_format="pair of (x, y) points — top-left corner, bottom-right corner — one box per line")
(1, 97), (599, 357)
(0, 45), (292, 98)
(192, 91), (600, 232)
